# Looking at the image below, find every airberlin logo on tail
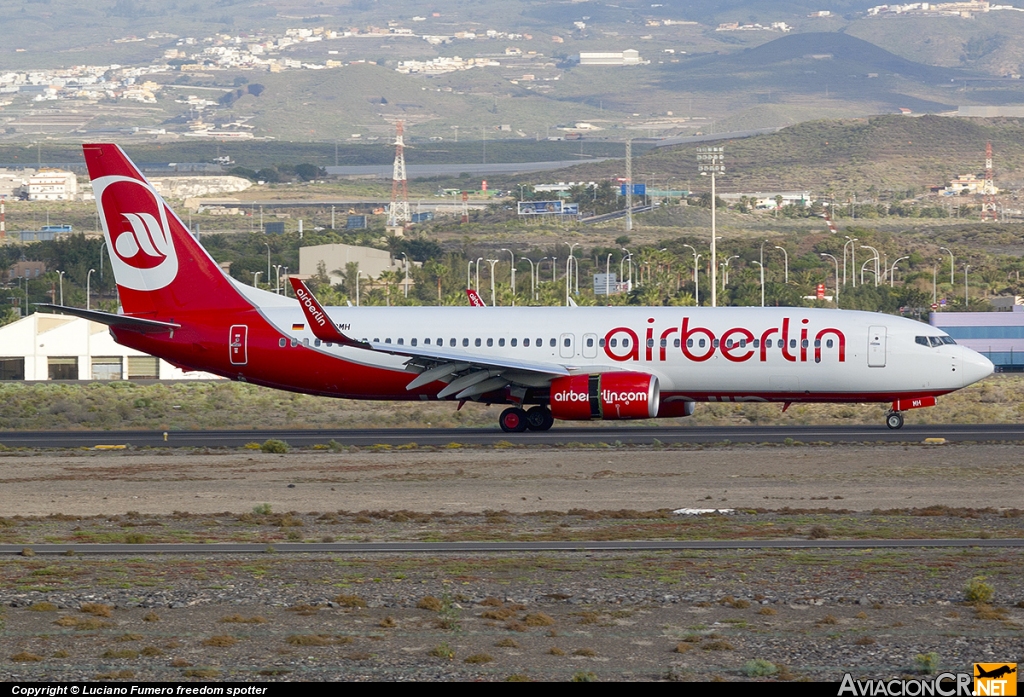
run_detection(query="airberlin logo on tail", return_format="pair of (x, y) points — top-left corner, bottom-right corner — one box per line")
(93, 175), (178, 291)
(294, 286), (328, 327)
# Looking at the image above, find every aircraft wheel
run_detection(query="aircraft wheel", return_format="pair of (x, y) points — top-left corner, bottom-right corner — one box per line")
(525, 406), (554, 431)
(499, 407), (529, 433)
(886, 411), (904, 430)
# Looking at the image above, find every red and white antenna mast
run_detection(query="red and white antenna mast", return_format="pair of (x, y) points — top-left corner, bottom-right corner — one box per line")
(387, 120), (411, 227)
(981, 141), (997, 221)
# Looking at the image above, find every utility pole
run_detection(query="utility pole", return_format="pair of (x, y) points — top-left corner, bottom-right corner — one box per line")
(387, 121), (411, 227)
(982, 141), (997, 221)
(697, 146), (724, 306)
(625, 138), (633, 231)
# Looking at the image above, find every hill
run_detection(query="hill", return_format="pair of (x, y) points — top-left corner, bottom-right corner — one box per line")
(492, 115), (1024, 195)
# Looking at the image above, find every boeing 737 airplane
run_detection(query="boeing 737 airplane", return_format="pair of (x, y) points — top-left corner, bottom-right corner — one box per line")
(42, 144), (995, 433)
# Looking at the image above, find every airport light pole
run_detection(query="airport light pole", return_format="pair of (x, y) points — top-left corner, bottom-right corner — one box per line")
(466, 260), (473, 290)
(475, 257), (483, 292)
(694, 255), (702, 305)
(940, 247), (955, 285)
(821, 253), (839, 308)
(252, 271), (261, 288)
(264, 243), (271, 285)
(283, 267), (289, 297)
(861, 245), (880, 286)
(890, 256), (909, 288)
(501, 248), (515, 302)
(723, 255), (739, 289)
(86, 268), (95, 310)
(697, 146), (724, 307)
(273, 265), (282, 294)
(842, 237), (858, 288)
(487, 259), (499, 306)
(523, 257), (536, 301)
(751, 260), (764, 307)
(774, 245), (789, 284)
(964, 264), (970, 308)
(605, 253), (613, 298)
(401, 252), (409, 299)
(58, 270), (65, 306)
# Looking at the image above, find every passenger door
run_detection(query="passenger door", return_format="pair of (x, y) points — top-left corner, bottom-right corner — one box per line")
(559, 333), (575, 359)
(229, 325), (248, 365)
(867, 326), (886, 367)
(582, 333), (598, 359)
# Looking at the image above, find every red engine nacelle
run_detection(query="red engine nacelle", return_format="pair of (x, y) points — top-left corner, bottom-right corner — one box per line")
(549, 372), (660, 421)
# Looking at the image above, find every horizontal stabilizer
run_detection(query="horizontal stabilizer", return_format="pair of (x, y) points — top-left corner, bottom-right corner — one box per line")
(36, 304), (180, 333)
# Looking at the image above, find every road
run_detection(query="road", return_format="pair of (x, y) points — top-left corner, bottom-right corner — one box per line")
(1, 424), (1022, 448)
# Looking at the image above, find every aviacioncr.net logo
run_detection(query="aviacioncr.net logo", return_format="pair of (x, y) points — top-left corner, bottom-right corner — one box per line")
(93, 175), (178, 291)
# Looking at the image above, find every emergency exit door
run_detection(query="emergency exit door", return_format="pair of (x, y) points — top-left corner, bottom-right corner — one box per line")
(229, 325), (248, 365)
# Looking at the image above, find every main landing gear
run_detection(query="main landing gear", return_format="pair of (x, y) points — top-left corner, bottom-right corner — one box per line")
(499, 406), (554, 433)
(886, 411), (905, 430)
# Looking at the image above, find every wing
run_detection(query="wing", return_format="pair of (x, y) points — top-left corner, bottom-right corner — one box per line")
(36, 304), (181, 333)
(289, 278), (571, 401)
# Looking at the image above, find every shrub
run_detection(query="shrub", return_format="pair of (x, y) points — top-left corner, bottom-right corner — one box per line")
(855, 636), (876, 646)
(417, 596), (443, 612)
(743, 659), (778, 677)
(80, 603), (113, 617)
(702, 640), (734, 651)
(142, 611), (159, 622)
(183, 668), (220, 678)
(260, 439), (289, 454)
(251, 503), (272, 515)
(964, 577), (994, 604)
(819, 614), (839, 625)
(549, 647), (565, 656)
(11, 651), (43, 662)
(429, 643), (454, 659)
(494, 638), (518, 648)
(29, 602), (57, 612)
(571, 671), (598, 682)
(674, 642), (693, 654)
(379, 616), (396, 628)
(285, 635), (331, 646)
(915, 652), (941, 675)
(219, 614), (266, 624)
(101, 649), (138, 659)
(757, 607), (777, 616)
(201, 635), (238, 647)
(574, 648), (597, 657)
(464, 653), (493, 664)
(334, 594), (366, 608)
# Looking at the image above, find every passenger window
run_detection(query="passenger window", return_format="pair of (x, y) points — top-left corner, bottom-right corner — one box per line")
(487, 338), (493, 347)
(687, 339), (693, 348)
(372, 338), (379, 343)
(674, 339), (680, 348)
(499, 338), (505, 347)
(314, 339), (321, 347)
(698, 339), (705, 348)
(622, 338), (630, 347)
(739, 339), (746, 348)
(290, 339), (298, 347)
(326, 342), (333, 347)
(599, 338), (606, 347)
(537, 338), (542, 347)
(450, 338), (456, 347)
(437, 338), (442, 346)
(462, 338), (469, 347)
(279, 338), (287, 348)
(827, 339), (834, 348)
(801, 339), (808, 348)
(813, 339), (820, 348)
(766, 339), (773, 348)
(586, 338), (594, 348)
(610, 338), (618, 348)
(511, 338), (517, 347)
(660, 339), (667, 348)
(524, 338), (530, 347)
(411, 338), (417, 346)
(397, 338), (404, 345)
(385, 338), (392, 344)
(790, 339), (797, 348)
(712, 339), (719, 348)
(725, 339), (733, 349)
(424, 338), (431, 345)
(549, 338), (556, 347)
(303, 338), (310, 346)
(752, 339), (759, 348)
(563, 338), (570, 347)
(475, 338), (482, 347)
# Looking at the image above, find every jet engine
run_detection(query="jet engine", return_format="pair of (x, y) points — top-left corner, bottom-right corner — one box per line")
(548, 372), (659, 420)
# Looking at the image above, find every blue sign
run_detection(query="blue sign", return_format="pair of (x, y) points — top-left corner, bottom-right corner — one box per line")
(619, 184), (646, 196)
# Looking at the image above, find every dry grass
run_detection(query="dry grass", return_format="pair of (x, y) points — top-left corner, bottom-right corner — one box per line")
(378, 616), (397, 628)
(757, 607), (777, 616)
(142, 611), (160, 622)
(140, 647), (164, 657)
(854, 636), (877, 646)
(702, 640), (734, 651)
(480, 597), (504, 607)
(219, 614), (266, 624)
(505, 620), (527, 632)
(114, 633), (143, 642)
(286, 604), (319, 616)
(494, 638), (519, 648)
(480, 607), (516, 621)
(819, 614), (839, 625)
(548, 647), (565, 656)
(101, 649), (138, 659)
(183, 668), (220, 678)
(52, 650), (69, 659)
(523, 612), (555, 627)
(11, 651), (43, 662)
(80, 603), (113, 617)
(464, 653), (493, 664)
(974, 605), (1009, 621)
(674, 642), (694, 654)
(55, 616), (113, 630)
(170, 658), (191, 667)
(285, 635), (331, 646)
(201, 635), (238, 647)
(574, 648), (597, 657)
(28, 602), (57, 612)
(94, 670), (134, 680)
(417, 596), (443, 612)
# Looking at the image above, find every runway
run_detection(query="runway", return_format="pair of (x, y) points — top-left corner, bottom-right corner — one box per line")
(2, 423), (1024, 448)
(2, 538), (1022, 555)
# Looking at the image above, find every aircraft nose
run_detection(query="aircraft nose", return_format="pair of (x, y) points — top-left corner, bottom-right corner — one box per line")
(961, 346), (994, 387)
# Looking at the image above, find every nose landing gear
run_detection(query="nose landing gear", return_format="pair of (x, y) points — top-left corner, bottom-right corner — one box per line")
(886, 411), (904, 430)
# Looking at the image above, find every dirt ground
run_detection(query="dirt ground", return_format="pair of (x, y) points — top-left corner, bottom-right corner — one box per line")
(2, 443), (1023, 682)
(0, 442), (1022, 516)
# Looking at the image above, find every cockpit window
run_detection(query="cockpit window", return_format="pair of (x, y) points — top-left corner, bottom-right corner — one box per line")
(917, 335), (957, 347)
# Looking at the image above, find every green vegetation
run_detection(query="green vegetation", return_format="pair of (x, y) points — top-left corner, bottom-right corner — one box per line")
(742, 659), (778, 677)
(964, 576), (995, 604)
(915, 652), (942, 675)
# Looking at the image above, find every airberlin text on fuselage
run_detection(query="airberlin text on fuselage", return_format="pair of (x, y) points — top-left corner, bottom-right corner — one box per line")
(603, 316), (847, 364)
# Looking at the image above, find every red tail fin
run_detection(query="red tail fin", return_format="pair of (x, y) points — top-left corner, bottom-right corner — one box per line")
(82, 144), (248, 317)
(466, 288), (486, 307)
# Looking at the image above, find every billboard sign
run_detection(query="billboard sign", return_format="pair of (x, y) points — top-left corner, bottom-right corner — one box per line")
(518, 201), (579, 216)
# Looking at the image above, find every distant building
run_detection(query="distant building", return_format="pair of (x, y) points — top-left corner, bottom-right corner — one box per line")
(579, 49), (643, 66)
(0, 313), (221, 381)
(718, 191), (813, 208)
(27, 170), (78, 201)
(299, 243), (405, 285)
(931, 306), (1024, 372)
(3, 261), (46, 284)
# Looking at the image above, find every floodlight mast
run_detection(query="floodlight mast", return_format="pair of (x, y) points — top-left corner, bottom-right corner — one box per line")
(697, 146), (724, 306)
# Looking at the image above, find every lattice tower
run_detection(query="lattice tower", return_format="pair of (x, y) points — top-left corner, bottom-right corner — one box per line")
(388, 121), (411, 226)
(982, 141), (998, 221)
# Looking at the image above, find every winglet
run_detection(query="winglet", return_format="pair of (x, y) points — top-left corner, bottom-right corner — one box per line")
(290, 278), (365, 347)
(466, 288), (486, 307)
